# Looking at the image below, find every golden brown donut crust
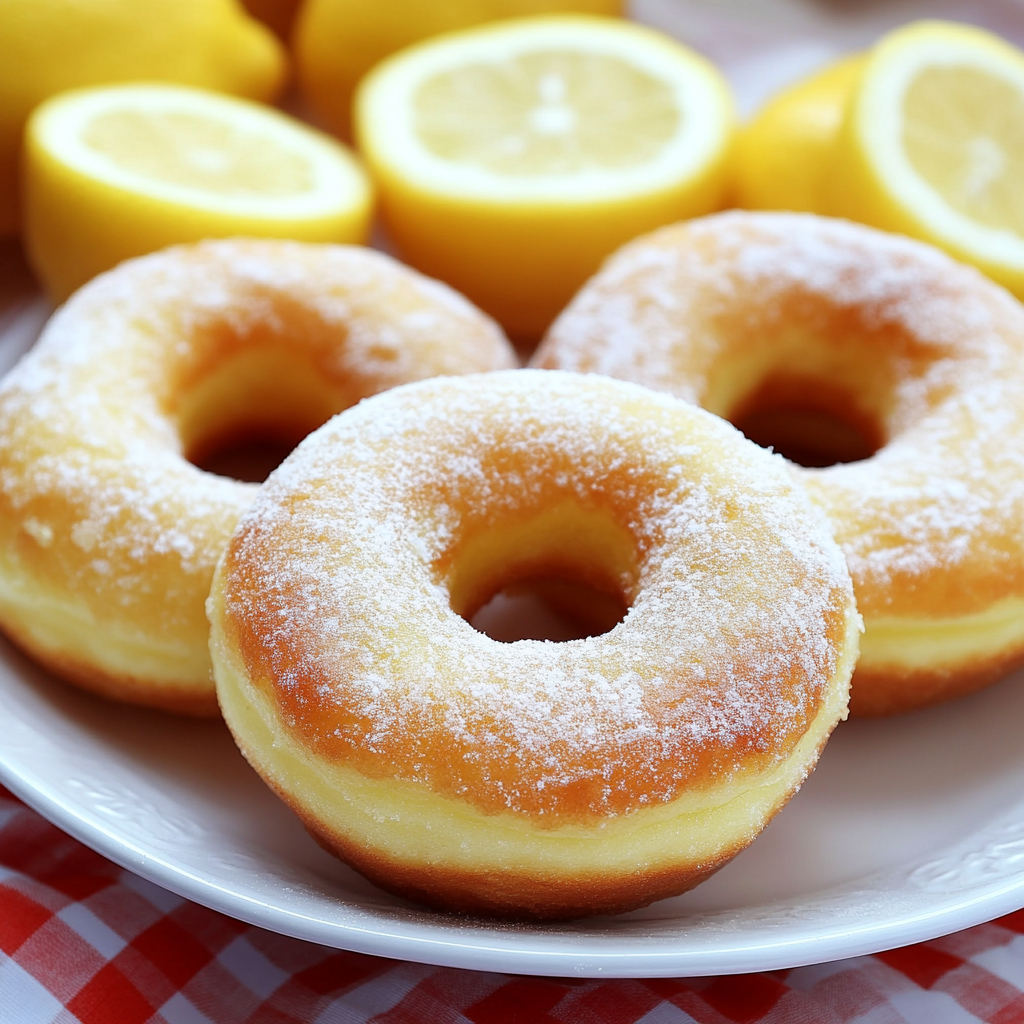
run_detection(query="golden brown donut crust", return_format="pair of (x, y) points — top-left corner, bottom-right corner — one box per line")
(534, 212), (1024, 715)
(209, 370), (860, 918)
(0, 239), (515, 714)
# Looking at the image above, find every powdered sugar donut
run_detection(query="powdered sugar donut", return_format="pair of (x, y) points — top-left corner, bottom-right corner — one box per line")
(208, 370), (860, 919)
(533, 211), (1024, 716)
(0, 238), (514, 714)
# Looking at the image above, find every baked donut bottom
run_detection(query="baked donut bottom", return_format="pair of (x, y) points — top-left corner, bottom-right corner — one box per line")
(212, 588), (857, 919)
(0, 570), (217, 714)
(851, 598), (1024, 716)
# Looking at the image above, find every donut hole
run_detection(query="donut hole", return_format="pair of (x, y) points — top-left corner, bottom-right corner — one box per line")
(188, 432), (306, 484)
(470, 578), (630, 642)
(175, 347), (355, 482)
(446, 501), (638, 643)
(697, 326), (900, 469)
(728, 374), (886, 468)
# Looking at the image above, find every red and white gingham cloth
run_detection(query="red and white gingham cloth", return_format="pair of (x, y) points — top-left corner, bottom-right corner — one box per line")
(4, 788), (1024, 1024)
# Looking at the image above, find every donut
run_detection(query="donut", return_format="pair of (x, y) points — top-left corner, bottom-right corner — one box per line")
(0, 238), (515, 715)
(532, 211), (1024, 716)
(207, 370), (860, 919)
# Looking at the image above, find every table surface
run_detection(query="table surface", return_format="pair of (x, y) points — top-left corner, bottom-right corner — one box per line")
(6, 785), (1024, 1024)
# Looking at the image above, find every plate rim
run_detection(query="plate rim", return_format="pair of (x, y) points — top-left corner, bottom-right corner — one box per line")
(5, 739), (1024, 979)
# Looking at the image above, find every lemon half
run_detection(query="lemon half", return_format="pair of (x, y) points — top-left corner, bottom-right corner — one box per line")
(25, 83), (373, 301)
(0, 0), (286, 236)
(829, 21), (1024, 297)
(356, 15), (734, 338)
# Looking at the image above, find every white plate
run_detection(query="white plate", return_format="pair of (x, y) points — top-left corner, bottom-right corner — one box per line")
(6, 632), (1024, 979)
(4, 293), (1024, 979)
(5, 0), (1024, 980)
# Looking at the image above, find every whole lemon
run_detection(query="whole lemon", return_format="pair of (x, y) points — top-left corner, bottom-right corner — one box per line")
(733, 53), (864, 214)
(295, 0), (624, 140)
(0, 0), (286, 236)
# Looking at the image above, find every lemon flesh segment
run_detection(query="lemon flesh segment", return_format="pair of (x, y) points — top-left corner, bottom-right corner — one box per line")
(25, 84), (373, 301)
(357, 16), (734, 337)
(902, 66), (1024, 235)
(367, 21), (732, 202)
(831, 21), (1024, 296)
(414, 51), (680, 176)
(82, 110), (314, 200)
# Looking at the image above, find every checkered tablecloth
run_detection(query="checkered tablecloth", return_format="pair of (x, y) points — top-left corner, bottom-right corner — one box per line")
(4, 787), (1024, 1024)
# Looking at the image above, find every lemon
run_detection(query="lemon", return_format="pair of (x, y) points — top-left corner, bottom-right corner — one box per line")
(0, 0), (285, 238)
(296, 0), (624, 142)
(828, 20), (1024, 298)
(355, 15), (735, 339)
(24, 83), (373, 302)
(734, 53), (864, 213)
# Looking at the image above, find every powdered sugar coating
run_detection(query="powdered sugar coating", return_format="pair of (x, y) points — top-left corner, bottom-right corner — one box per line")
(0, 238), (514, 698)
(217, 370), (858, 820)
(535, 212), (1024, 619)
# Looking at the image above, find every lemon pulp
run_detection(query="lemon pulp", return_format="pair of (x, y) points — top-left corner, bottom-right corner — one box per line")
(414, 51), (680, 175)
(82, 110), (315, 199)
(294, 0), (623, 140)
(902, 65), (1024, 234)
